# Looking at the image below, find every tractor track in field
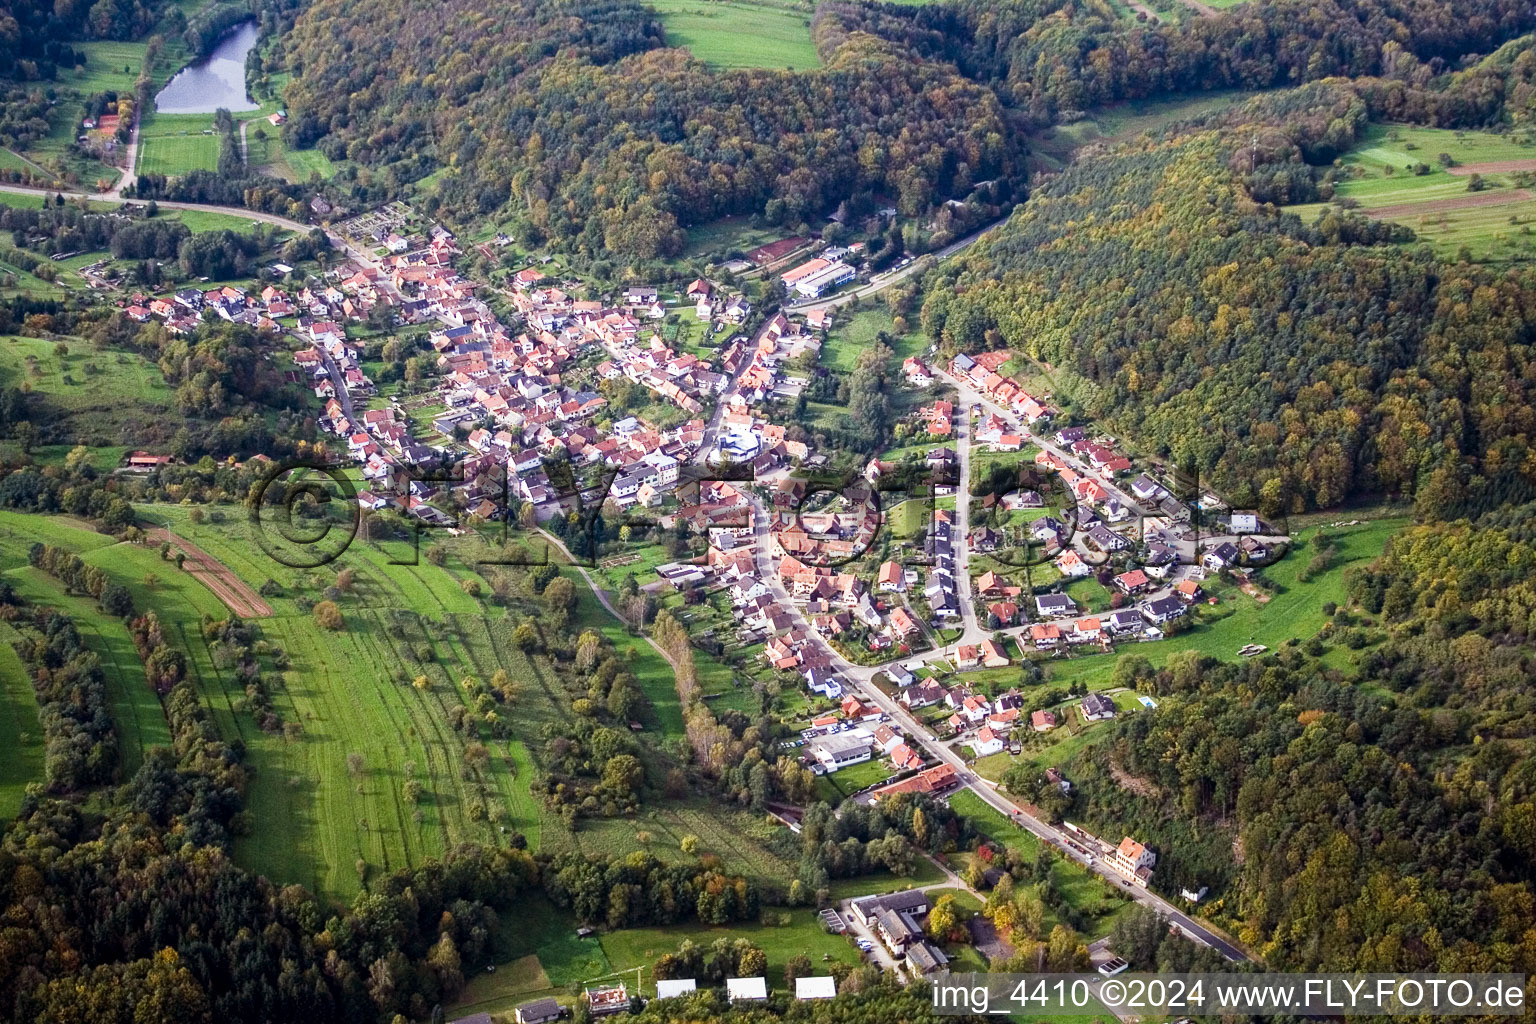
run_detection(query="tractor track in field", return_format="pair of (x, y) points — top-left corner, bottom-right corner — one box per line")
(147, 529), (272, 618)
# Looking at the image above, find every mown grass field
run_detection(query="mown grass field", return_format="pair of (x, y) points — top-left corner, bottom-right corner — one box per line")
(0, 625), (44, 818)
(649, 0), (820, 71)
(1289, 123), (1536, 260)
(137, 133), (222, 176)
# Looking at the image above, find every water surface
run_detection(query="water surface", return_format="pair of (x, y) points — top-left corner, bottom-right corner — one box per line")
(155, 22), (260, 114)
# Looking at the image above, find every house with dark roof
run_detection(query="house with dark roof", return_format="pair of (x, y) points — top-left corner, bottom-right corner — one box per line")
(514, 998), (562, 1024)
(1080, 693), (1116, 721)
(1142, 595), (1186, 624)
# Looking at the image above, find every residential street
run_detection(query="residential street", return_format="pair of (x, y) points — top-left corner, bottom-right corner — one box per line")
(744, 492), (1248, 962)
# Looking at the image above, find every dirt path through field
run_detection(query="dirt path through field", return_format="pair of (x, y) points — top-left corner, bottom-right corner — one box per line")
(1447, 160), (1536, 176)
(1372, 188), (1533, 218)
(146, 528), (273, 618)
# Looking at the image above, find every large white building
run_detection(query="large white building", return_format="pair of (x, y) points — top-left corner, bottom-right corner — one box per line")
(792, 261), (855, 299)
(810, 732), (873, 771)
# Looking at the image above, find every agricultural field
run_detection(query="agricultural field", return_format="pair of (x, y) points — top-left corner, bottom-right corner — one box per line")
(648, 0), (820, 71)
(0, 502), (799, 905)
(1289, 123), (1536, 260)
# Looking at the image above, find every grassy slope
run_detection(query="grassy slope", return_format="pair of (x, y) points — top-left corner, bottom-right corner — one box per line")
(0, 511), (172, 773)
(0, 627), (44, 818)
(0, 504), (794, 905)
(0, 335), (178, 449)
(1043, 518), (1406, 688)
(819, 307), (927, 372)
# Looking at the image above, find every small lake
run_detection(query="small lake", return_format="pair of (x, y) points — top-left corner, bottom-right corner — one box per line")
(154, 21), (260, 114)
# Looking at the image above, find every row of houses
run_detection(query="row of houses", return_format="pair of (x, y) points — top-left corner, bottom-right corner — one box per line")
(949, 350), (1056, 424)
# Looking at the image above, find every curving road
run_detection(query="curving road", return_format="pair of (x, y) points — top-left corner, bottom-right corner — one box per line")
(0, 182), (371, 263)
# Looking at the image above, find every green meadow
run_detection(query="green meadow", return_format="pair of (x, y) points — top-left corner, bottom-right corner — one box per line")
(1289, 123), (1536, 261)
(649, 0), (820, 71)
(0, 502), (799, 905)
(0, 628), (45, 818)
(0, 335), (177, 446)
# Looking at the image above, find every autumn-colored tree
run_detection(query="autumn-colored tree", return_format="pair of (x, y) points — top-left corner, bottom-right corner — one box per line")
(313, 600), (343, 630)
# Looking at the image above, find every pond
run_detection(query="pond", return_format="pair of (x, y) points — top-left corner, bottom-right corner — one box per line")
(154, 21), (260, 114)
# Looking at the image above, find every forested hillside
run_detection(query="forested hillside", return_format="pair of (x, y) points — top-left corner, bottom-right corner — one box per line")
(280, 0), (1020, 255)
(922, 78), (1536, 514)
(824, 0), (1536, 120)
(274, 0), (1536, 249)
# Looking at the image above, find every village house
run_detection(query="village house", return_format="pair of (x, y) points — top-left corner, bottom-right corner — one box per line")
(1108, 837), (1156, 886)
(1080, 693), (1116, 721)
(972, 726), (1005, 757)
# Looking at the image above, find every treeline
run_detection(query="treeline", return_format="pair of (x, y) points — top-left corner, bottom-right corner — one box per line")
(128, 170), (311, 221)
(652, 609), (822, 810)
(0, 200), (284, 282)
(922, 85), (1536, 513)
(0, 585), (117, 791)
(26, 541), (134, 616)
(26, 538), (191, 699)
(278, 0), (1020, 256)
(201, 614), (287, 733)
(183, 2), (250, 57)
